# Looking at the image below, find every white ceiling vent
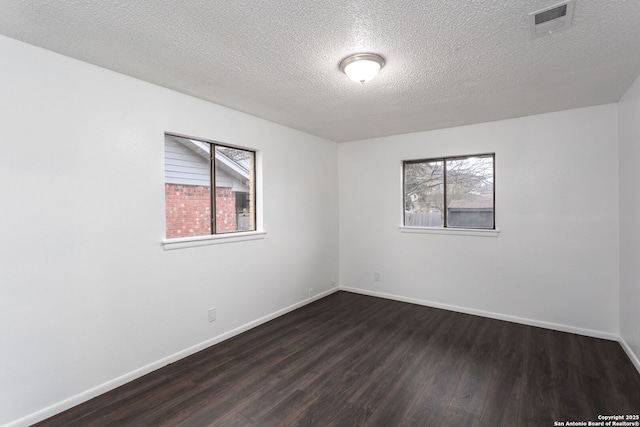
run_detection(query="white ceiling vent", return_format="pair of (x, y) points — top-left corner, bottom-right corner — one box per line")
(529, 0), (575, 38)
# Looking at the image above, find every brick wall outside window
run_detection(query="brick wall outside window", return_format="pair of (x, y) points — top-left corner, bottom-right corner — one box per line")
(165, 184), (237, 238)
(215, 187), (237, 233)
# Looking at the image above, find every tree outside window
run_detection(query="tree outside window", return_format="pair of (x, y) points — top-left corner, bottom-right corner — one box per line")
(403, 154), (494, 229)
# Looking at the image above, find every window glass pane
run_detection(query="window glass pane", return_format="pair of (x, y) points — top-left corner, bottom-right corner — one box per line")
(214, 146), (256, 233)
(445, 156), (494, 229)
(404, 160), (444, 227)
(164, 135), (212, 238)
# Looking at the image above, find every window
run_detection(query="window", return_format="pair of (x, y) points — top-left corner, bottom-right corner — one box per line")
(164, 133), (256, 239)
(403, 153), (494, 229)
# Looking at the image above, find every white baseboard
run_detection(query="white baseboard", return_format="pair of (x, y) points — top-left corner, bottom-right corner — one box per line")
(6, 287), (339, 427)
(9, 285), (633, 427)
(339, 286), (619, 341)
(340, 286), (640, 375)
(620, 336), (640, 375)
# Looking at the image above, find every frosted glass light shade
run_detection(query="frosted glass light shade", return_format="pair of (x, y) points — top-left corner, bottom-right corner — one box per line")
(339, 53), (385, 84)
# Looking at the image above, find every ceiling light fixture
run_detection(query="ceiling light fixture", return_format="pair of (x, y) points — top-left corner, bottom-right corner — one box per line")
(339, 53), (385, 84)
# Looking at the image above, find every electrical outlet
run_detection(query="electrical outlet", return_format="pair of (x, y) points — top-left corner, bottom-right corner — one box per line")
(308, 288), (314, 299)
(374, 272), (381, 281)
(331, 277), (336, 287)
(208, 307), (216, 322)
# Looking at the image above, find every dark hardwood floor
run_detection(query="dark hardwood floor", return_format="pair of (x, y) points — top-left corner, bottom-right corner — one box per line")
(35, 291), (640, 426)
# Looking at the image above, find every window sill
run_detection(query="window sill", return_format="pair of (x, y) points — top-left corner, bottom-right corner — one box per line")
(162, 231), (267, 250)
(399, 226), (500, 237)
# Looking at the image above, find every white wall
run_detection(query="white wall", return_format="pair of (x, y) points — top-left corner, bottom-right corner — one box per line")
(339, 104), (620, 338)
(0, 35), (339, 426)
(619, 74), (640, 367)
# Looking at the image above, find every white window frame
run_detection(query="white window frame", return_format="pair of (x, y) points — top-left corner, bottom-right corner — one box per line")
(400, 153), (499, 238)
(162, 132), (265, 250)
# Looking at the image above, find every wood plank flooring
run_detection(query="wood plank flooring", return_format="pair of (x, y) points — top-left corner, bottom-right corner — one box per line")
(35, 291), (640, 426)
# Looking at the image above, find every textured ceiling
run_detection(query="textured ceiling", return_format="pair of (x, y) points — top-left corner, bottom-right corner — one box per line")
(1, 0), (640, 142)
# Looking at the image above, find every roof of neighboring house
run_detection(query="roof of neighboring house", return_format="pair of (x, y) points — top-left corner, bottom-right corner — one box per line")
(173, 135), (250, 182)
(164, 135), (252, 191)
(448, 196), (493, 210)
